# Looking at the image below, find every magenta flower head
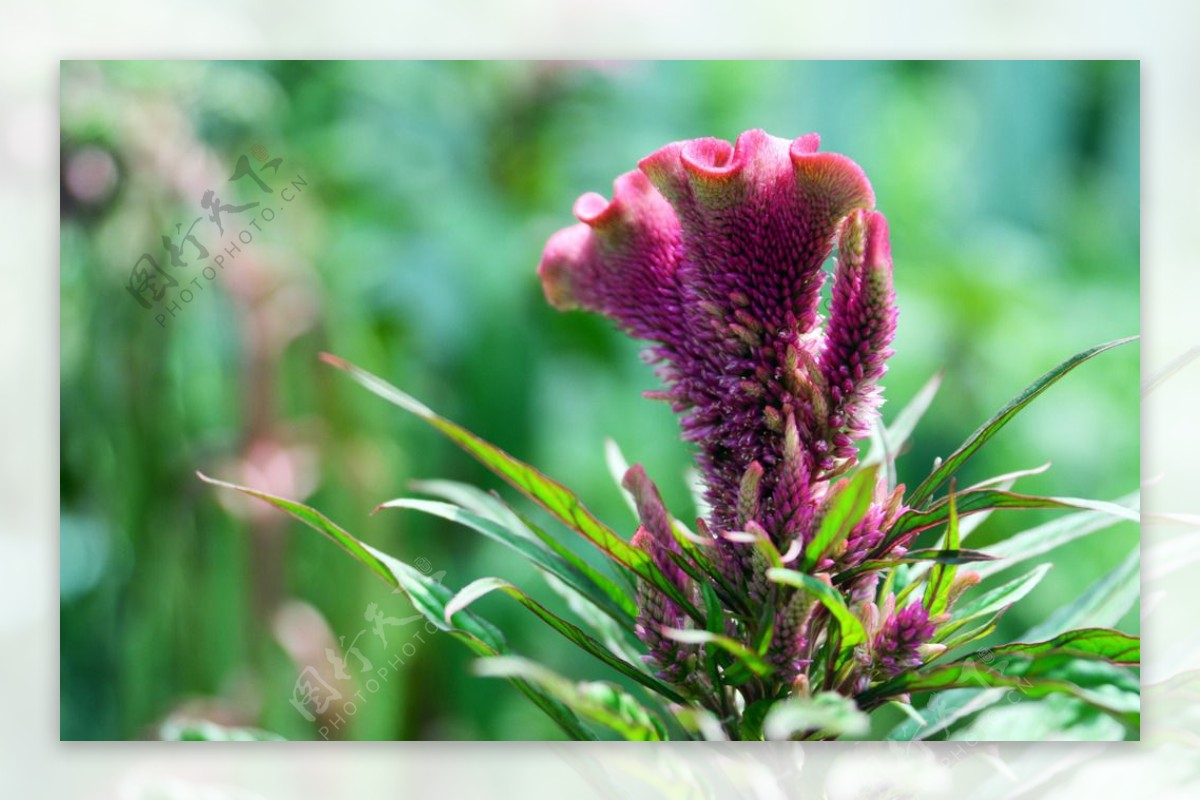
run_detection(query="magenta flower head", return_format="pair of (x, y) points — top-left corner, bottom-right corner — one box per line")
(539, 130), (901, 678)
(539, 130), (896, 530)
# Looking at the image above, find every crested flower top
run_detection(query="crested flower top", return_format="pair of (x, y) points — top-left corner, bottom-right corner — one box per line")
(538, 130), (897, 544)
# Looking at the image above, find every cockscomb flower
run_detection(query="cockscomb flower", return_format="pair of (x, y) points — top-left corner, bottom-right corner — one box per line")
(210, 123), (1140, 741)
(539, 130), (898, 585)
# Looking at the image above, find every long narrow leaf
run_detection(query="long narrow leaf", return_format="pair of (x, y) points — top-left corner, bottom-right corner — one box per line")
(907, 336), (1137, 508)
(197, 473), (596, 740)
(475, 656), (667, 741)
(890, 551), (1139, 741)
(984, 628), (1139, 666)
(862, 661), (1138, 727)
(379, 497), (636, 625)
(660, 627), (775, 678)
(762, 693), (870, 740)
(974, 492), (1139, 579)
(445, 576), (687, 703)
(938, 563), (1052, 639)
(410, 479), (643, 618)
(834, 548), (996, 584)
(539, 571), (646, 668)
(320, 353), (702, 622)
(924, 482), (960, 616)
(883, 489), (1137, 549)
(1024, 549), (1139, 641)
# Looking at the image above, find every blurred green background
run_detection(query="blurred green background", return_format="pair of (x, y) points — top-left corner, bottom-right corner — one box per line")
(59, 61), (1139, 741)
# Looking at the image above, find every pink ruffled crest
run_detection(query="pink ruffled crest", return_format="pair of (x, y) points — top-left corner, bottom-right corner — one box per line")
(789, 136), (876, 232)
(536, 169), (683, 345)
(639, 130), (875, 334)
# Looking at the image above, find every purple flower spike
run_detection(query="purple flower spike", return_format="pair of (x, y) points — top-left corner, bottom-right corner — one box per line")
(769, 588), (814, 683)
(622, 465), (703, 685)
(538, 169), (684, 347)
(622, 464), (689, 595)
(873, 602), (936, 678)
(821, 209), (898, 463)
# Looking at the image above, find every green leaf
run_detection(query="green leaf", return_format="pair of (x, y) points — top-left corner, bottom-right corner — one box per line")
(659, 627), (775, 678)
(834, 548), (996, 584)
(802, 464), (878, 571)
(900, 548), (996, 565)
(603, 438), (639, 519)
(672, 705), (727, 741)
(444, 576), (686, 703)
(983, 628), (1139, 666)
(411, 478), (642, 614)
(923, 482), (960, 616)
(516, 509), (645, 621)
(974, 492), (1139, 579)
(954, 474), (1025, 542)
(762, 693), (870, 740)
(862, 660), (1138, 727)
(1024, 549), (1139, 641)
(888, 699), (928, 730)
(962, 462), (1052, 492)
(937, 563), (1052, 638)
(474, 656), (667, 741)
(939, 613), (1003, 653)
(766, 568), (868, 656)
(378, 496), (637, 625)
(320, 353), (702, 622)
(408, 479), (529, 536)
(197, 473), (596, 741)
(906, 336), (1137, 508)
(701, 582), (725, 636)
(666, 522), (745, 615)
(323, 353), (624, 556)
(864, 370), (943, 468)
(738, 698), (775, 741)
(886, 687), (1007, 741)
(951, 694), (1126, 741)
(885, 490), (1137, 548)
(538, 571), (646, 669)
